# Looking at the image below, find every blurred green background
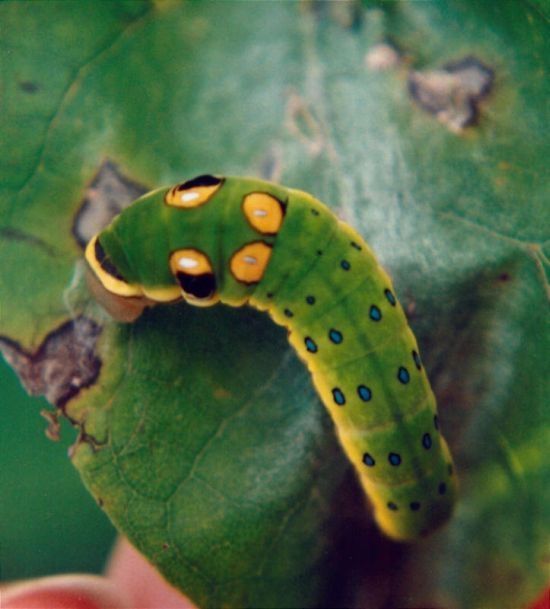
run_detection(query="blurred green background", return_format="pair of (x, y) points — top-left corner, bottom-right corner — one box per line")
(0, 356), (115, 580)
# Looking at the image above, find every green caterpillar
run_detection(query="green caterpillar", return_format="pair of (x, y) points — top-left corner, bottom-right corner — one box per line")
(85, 174), (457, 541)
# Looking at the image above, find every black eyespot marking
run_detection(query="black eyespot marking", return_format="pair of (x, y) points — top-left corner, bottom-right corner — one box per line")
(434, 415), (439, 431)
(448, 464), (454, 476)
(266, 292), (274, 299)
(284, 308), (294, 318)
(438, 482), (447, 495)
(363, 453), (375, 467)
(306, 295), (316, 305)
(387, 501), (398, 511)
(422, 433), (432, 450)
(341, 260), (351, 271)
(311, 209), (320, 216)
(388, 452), (402, 466)
(317, 250), (323, 256)
(177, 174), (222, 190)
(176, 272), (216, 300)
(94, 238), (126, 281)
(350, 241), (362, 251)
(410, 501), (421, 511)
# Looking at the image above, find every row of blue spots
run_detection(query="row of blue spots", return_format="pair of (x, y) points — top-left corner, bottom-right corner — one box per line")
(330, 384), (373, 406)
(387, 500), (421, 512)
(397, 350), (424, 381)
(386, 479), (449, 513)
(362, 432), (435, 468)
(299, 287), (396, 356)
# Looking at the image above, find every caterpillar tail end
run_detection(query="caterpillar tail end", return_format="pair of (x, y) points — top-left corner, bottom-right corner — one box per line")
(362, 448), (458, 542)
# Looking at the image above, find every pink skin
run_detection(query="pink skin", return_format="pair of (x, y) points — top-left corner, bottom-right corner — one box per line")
(2, 538), (195, 609)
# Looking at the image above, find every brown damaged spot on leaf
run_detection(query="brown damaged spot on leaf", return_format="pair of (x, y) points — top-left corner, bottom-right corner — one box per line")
(69, 424), (105, 456)
(73, 159), (148, 249)
(408, 56), (494, 133)
(0, 316), (102, 411)
(40, 408), (62, 441)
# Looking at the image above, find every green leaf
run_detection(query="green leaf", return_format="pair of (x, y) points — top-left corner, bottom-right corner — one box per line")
(1, 2), (548, 608)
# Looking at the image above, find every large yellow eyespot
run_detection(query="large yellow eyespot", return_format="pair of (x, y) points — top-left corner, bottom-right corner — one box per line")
(164, 174), (223, 209)
(85, 235), (143, 298)
(169, 248), (219, 306)
(229, 241), (273, 284)
(242, 192), (285, 235)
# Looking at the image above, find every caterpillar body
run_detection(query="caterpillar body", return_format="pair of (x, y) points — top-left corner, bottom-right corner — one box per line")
(85, 174), (457, 541)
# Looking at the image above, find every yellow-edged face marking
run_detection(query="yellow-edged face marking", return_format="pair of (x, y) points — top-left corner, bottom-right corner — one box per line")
(229, 241), (273, 284)
(85, 235), (143, 298)
(242, 192), (285, 235)
(169, 248), (219, 306)
(165, 174), (223, 209)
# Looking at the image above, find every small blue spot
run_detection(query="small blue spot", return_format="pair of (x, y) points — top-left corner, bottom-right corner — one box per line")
(306, 295), (316, 305)
(357, 385), (372, 402)
(284, 308), (294, 318)
(329, 329), (343, 344)
(341, 260), (351, 271)
(412, 350), (422, 370)
(410, 501), (421, 511)
(369, 305), (382, 321)
(388, 452), (402, 466)
(434, 415), (439, 431)
(332, 388), (346, 406)
(438, 482), (447, 495)
(305, 337), (318, 353)
(422, 432), (432, 450)
(397, 366), (410, 384)
(363, 453), (375, 467)
(384, 288), (396, 306)
(387, 501), (398, 511)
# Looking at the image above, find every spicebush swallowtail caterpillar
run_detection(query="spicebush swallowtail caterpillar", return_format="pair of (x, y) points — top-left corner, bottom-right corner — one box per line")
(85, 174), (457, 541)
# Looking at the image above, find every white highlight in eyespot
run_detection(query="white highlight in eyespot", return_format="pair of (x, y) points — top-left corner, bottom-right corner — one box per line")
(253, 209), (268, 217)
(243, 255), (258, 265)
(181, 192), (199, 203)
(178, 257), (199, 269)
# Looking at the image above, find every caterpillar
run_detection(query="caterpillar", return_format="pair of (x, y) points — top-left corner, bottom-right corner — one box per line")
(85, 174), (457, 541)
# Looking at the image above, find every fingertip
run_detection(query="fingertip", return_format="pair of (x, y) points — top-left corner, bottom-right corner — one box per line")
(107, 537), (195, 609)
(1, 574), (132, 609)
